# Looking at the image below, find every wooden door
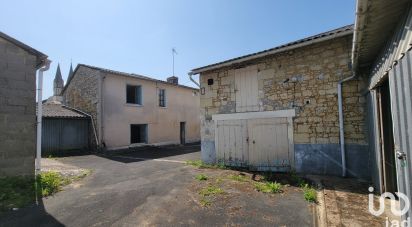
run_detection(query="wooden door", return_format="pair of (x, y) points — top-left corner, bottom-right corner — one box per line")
(248, 118), (292, 171)
(215, 119), (248, 167)
(235, 65), (259, 112)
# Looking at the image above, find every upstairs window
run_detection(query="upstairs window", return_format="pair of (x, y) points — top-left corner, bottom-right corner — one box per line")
(159, 89), (166, 107)
(126, 85), (142, 105)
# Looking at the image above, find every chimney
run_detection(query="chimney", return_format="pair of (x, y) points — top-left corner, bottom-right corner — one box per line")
(167, 76), (178, 85)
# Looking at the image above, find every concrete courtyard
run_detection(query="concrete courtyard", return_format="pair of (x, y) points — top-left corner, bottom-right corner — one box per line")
(0, 144), (315, 226)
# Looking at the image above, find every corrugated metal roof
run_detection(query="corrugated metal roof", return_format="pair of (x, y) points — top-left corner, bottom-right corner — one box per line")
(190, 25), (353, 74)
(352, 0), (411, 70)
(38, 103), (88, 118)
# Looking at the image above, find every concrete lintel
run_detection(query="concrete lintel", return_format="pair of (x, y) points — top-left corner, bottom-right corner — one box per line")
(212, 109), (296, 121)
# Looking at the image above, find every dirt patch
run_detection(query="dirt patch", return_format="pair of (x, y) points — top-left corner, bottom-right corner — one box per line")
(187, 167), (313, 210)
(313, 176), (400, 226)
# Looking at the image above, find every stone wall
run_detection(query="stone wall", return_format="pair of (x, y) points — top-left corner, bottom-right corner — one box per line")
(63, 66), (100, 148)
(0, 37), (38, 176)
(199, 35), (370, 179)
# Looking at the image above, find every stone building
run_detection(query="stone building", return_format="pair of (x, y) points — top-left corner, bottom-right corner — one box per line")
(62, 64), (200, 150)
(0, 32), (48, 176)
(189, 25), (370, 179)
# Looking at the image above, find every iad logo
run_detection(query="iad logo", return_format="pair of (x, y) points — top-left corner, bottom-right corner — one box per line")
(368, 187), (410, 227)
(368, 187), (410, 216)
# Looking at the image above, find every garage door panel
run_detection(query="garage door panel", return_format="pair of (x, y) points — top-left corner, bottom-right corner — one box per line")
(215, 120), (248, 167)
(248, 118), (291, 171)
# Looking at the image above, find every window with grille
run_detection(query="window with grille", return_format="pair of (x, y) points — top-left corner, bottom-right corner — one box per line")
(159, 89), (166, 107)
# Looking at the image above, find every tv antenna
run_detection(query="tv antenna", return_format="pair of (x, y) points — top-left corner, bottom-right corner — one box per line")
(172, 48), (178, 76)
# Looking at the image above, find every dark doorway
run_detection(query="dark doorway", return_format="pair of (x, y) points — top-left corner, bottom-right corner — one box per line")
(180, 122), (186, 145)
(377, 79), (397, 193)
(130, 124), (147, 144)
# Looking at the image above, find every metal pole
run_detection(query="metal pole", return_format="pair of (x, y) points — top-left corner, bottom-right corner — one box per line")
(36, 70), (43, 173)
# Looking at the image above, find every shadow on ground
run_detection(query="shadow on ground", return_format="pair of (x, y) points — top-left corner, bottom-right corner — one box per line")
(0, 182), (64, 227)
(98, 142), (200, 163)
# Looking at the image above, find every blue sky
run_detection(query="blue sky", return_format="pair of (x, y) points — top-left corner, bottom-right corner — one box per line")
(0, 0), (355, 99)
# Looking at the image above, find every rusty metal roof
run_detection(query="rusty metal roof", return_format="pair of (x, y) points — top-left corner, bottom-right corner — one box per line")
(190, 25), (353, 74)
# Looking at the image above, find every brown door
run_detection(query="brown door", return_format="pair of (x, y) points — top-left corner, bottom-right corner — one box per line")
(376, 79), (397, 193)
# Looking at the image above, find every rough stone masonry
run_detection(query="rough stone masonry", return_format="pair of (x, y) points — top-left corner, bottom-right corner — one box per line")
(198, 34), (370, 179)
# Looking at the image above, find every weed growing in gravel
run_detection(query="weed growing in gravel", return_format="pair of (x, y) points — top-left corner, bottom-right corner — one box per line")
(229, 174), (248, 182)
(254, 181), (282, 193)
(199, 185), (224, 196)
(302, 184), (317, 203)
(186, 160), (226, 169)
(195, 174), (208, 181)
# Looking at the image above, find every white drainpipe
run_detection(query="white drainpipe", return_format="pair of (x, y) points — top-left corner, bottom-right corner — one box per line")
(36, 59), (51, 174)
(338, 73), (356, 177)
(188, 72), (200, 88)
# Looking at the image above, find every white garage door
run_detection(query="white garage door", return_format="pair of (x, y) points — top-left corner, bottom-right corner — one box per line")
(215, 119), (248, 167)
(248, 118), (292, 171)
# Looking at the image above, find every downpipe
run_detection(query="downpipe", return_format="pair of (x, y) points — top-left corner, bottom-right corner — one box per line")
(36, 59), (51, 174)
(188, 72), (200, 88)
(338, 73), (357, 177)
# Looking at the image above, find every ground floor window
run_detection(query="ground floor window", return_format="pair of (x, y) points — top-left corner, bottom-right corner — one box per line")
(130, 124), (147, 144)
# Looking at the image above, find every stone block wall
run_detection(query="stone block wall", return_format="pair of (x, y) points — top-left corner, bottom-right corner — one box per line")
(199, 35), (370, 179)
(63, 66), (99, 148)
(0, 37), (38, 176)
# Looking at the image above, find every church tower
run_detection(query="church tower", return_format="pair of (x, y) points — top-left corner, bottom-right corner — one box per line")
(53, 64), (64, 96)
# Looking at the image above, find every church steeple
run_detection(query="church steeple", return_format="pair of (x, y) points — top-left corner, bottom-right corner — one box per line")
(53, 64), (64, 96)
(68, 61), (74, 82)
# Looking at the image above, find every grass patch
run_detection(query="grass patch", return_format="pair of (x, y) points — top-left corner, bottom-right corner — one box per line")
(0, 170), (91, 212)
(195, 174), (208, 181)
(302, 184), (317, 203)
(254, 181), (282, 193)
(0, 176), (37, 212)
(186, 160), (226, 169)
(198, 185), (224, 207)
(199, 185), (224, 197)
(229, 174), (248, 182)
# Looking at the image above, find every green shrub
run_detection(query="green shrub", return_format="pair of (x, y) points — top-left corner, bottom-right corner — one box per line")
(195, 174), (208, 181)
(254, 181), (282, 193)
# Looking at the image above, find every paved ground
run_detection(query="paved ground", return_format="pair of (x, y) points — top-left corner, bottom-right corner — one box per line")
(0, 144), (314, 227)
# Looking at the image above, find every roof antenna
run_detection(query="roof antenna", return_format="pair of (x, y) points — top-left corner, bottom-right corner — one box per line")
(172, 48), (177, 76)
